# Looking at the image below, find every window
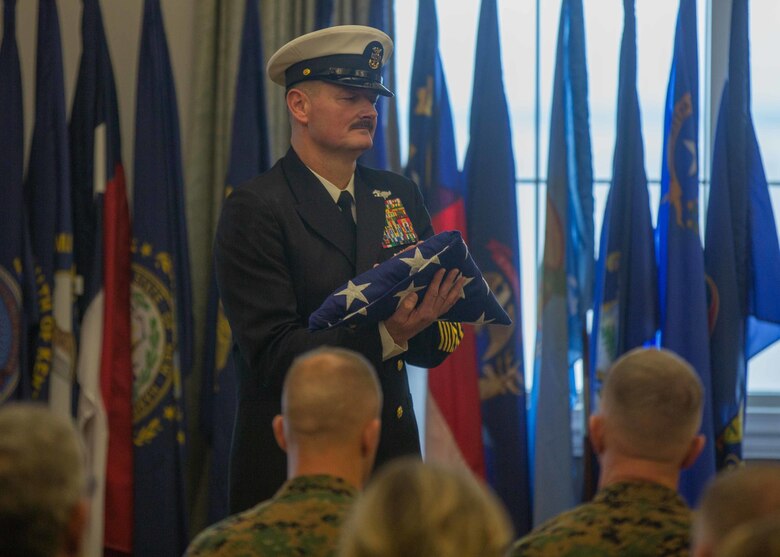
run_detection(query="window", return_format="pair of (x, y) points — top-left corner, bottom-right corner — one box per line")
(394, 0), (780, 450)
(745, 0), (780, 393)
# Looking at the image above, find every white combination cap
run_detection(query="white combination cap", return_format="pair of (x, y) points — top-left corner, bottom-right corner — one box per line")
(267, 25), (394, 97)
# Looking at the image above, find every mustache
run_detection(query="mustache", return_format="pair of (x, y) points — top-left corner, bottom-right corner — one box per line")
(350, 118), (375, 132)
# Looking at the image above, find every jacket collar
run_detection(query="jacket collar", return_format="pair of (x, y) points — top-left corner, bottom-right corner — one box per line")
(283, 148), (356, 266)
(282, 148), (386, 273)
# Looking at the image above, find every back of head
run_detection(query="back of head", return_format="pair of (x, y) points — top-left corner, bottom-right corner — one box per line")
(0, 403), (86, 557)
(693, 463), (780, 556)
(600, 347), (703, 462)
(282, 347), (382, 450)
(338, 459), (513, 557)
(715, 514), (780, 557)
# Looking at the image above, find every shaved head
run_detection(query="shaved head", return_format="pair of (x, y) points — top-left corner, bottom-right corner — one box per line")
(600, 347), (703, 462)
(282, 347), (382, 447)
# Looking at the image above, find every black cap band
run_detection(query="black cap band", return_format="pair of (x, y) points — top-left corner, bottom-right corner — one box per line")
(285, 54), (380, 86)
(283, 41), (393, 97)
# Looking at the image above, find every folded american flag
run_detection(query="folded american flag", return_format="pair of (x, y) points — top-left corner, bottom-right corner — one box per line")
(309, 231), (511, 331)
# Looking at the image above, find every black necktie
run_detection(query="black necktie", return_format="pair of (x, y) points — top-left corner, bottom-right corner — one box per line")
(337, 190), (356, 230)
(336, 190), (356, 262)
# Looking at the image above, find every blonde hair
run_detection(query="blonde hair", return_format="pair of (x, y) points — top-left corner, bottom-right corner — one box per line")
(716, 514), (780, 557)
(694, 464), (780, 551)
(338, 458), (513, 557)
(600, 347), (703, 461)
(0, 403), (86, 557)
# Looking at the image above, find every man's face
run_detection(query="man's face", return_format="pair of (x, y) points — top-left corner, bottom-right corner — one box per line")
(304, 81), (379, 155)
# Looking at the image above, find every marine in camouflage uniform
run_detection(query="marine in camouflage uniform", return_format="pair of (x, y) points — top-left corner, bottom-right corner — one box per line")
(186, 475), (356, 557)
(511, 480), (692, 557)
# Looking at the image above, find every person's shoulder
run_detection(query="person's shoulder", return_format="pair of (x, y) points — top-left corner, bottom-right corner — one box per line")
(284, 474), (358, 501)
(603, 481), (692, 523)
(184, 503), (273, 557)
(274, 475), (356, 522)
(217, 160), (291, 227)
(212, 480), (353, 556)
(510, 503), (604, 556)
(184, 478), (355, 557)
(231, 159), (287, 199)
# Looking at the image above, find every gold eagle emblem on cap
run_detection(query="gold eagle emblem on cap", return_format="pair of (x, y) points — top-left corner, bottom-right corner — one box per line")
(368, 45), (382, 70)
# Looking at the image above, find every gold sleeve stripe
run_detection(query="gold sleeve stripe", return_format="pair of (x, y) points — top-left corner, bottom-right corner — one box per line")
(437, 321), (451, 352)
(437, 322), (464, 353)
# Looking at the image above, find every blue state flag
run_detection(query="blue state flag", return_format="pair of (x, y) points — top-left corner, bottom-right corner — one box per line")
(464, 0), (531, 535)
(0, 0), (36, 404)
(657, 0), (715, 505)
(531, 0), (594, 526)
(704, 0), (780, 470)
(358, 1), (391, 171)
(201, 0), (271, 524)
(132, 0), (193, 554)
(590, 0), (657, 410)
(25, 0), (77, 417)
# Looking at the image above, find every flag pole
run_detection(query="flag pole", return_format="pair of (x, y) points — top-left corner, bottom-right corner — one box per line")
(581, 322), (597, 501)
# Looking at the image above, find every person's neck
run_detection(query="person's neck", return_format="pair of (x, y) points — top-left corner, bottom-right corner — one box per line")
(292, 139), (359, 189)
(286, 447), (368, 490)
(597, 451), (681, 492)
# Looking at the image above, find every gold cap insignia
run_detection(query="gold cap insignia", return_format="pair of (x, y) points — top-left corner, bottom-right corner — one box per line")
(368, 45), (382, 70)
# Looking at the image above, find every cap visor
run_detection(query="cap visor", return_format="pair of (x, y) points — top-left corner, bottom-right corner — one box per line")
(322, 75), (394, 97)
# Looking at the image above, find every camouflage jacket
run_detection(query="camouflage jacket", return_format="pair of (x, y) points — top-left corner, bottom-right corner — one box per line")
(185, 474), (357, 557)
(512, 480), (692, 557)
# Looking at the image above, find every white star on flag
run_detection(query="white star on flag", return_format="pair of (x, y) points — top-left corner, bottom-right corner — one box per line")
(336, 280), (370, 310)
(473, 312), (495, 325)
(393, 281), (426, 308)
(400, 248), (440, 275)
(460, 275), (475, 299)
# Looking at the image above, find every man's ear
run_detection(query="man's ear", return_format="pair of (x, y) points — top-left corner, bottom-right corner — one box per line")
(588, 414), (606, 455)
(286, 88), (310, 125)
(362, 418), (381, 459)
(272, 415), (288, 453)
(681, 434), (706, 469)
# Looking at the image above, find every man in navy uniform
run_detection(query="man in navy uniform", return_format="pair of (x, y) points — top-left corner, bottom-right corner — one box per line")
(215, 25), (466, 514)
